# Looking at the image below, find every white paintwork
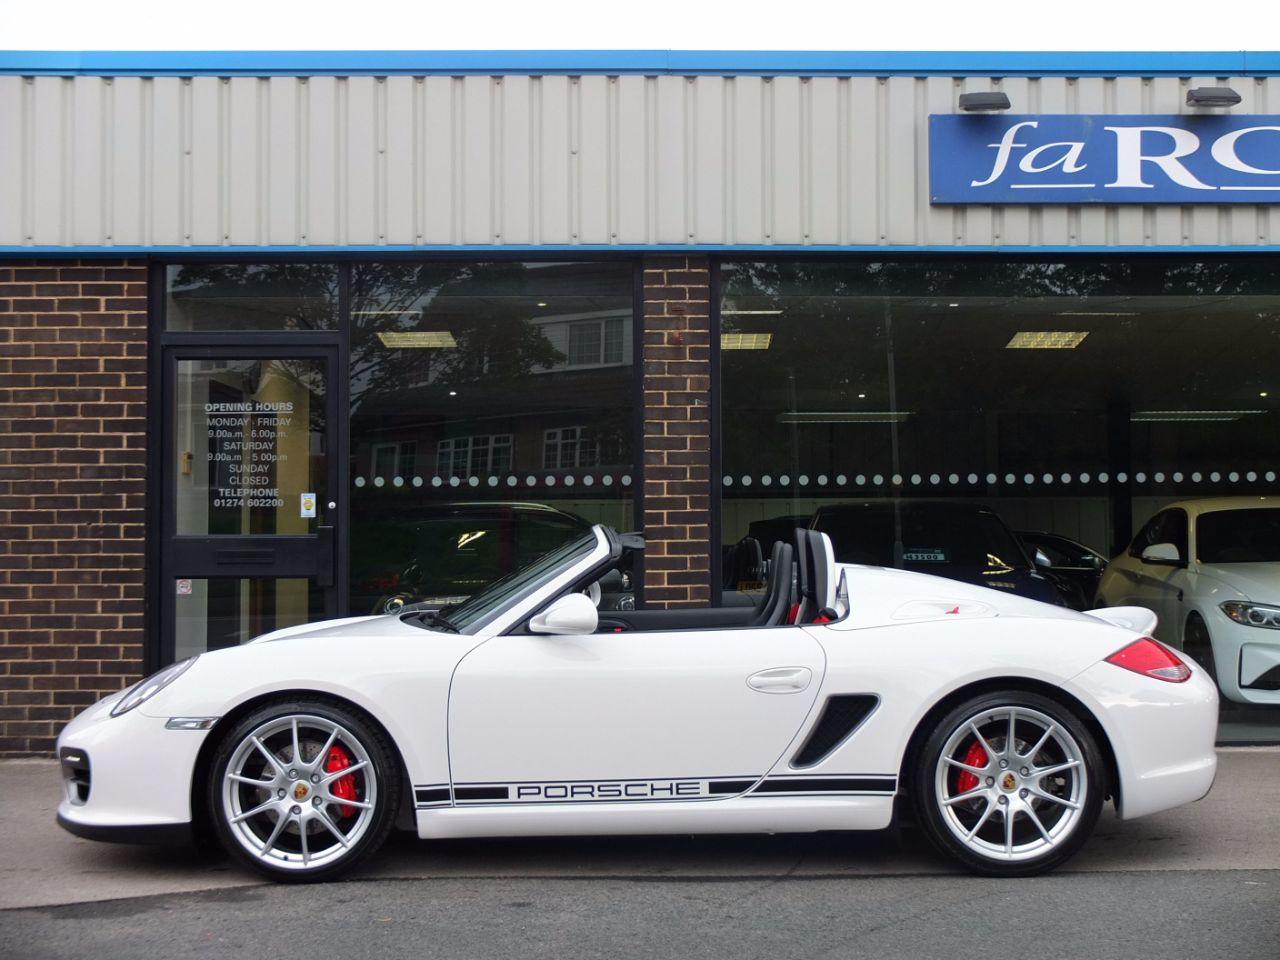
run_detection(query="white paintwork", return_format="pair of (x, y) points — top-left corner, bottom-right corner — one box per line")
(527, 593), (598, 635)
(58, 524), (1218, 862)
(448, 626), (823, 786)
(1097, 496), (1280, 704)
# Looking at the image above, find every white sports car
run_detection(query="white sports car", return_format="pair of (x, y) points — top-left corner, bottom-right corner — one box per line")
(1096, 496), (1280, 704)
(57, 526), (1218, 881)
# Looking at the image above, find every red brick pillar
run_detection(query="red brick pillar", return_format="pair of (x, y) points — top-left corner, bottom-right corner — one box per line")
(641, 256), (712, 607)
(0, 260), (148, 755)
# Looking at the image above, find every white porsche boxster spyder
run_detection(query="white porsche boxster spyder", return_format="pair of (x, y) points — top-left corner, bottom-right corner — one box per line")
(56, 526), (1218, 881)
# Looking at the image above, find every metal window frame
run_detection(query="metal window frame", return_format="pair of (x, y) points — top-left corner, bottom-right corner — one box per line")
(145, 254), (646, 667)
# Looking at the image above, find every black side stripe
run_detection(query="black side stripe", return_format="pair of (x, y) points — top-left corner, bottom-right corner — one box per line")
(708, 780), (756, 795)
(414, 787), (450, 804)
(454, 785), (510, 801)
(751, 776), (897, 794)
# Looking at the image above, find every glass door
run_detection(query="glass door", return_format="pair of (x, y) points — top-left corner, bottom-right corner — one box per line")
(160, 346), (339, 661)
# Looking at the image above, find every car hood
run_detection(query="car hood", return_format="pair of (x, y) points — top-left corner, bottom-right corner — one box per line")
(1197, 563), (1280, 603)
(246, 614), (406, 644)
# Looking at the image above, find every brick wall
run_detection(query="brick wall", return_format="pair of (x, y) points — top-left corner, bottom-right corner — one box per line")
(641, 256), (713, 607)
(0, 260), (148, 756)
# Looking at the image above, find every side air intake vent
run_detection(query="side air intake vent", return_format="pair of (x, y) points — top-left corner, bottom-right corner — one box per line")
(791, 695), (879, 768)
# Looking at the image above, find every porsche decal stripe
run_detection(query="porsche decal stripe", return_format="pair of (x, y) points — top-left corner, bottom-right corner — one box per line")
(750, 776), (897, 795)
(708, 780), (756, 795)
(412, 775), (898, 808)
(414, 787), (450, 804)
(455, 786), (510, 801)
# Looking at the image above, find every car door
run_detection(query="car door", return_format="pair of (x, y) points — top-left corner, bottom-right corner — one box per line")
(446, 624), (825, 803)
(1145, 509), (1191, 643)
(1120, 510), (1188, 642)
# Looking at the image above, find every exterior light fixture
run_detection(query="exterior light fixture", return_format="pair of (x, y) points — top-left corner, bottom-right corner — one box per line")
(1005, 331), (1088, 349)
(1186, 87), (1242, 107)
(958, 92), (1011, 112)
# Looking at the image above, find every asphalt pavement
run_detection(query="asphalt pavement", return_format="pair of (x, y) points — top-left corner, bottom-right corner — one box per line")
(1, 750), (1277, 959)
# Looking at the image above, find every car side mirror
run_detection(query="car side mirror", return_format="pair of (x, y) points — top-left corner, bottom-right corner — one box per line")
(528, 593), (599, 636)
(1141, 542), (1183, 566)
(1033, 548), (1053, 570)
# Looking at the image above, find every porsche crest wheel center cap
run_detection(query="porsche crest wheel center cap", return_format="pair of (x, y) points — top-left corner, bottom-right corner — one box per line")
(999, 772), (1018, 792)
(292, 781), (310, 802)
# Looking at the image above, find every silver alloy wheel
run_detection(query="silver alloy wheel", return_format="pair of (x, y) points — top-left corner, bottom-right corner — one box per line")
(220, 714), (378, 872)
(933, 705), (1087, 863)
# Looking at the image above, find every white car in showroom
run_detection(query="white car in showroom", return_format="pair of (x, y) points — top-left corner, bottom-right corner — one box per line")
(1095, 497), (1280, 705)
(57, 526), (1217, 882)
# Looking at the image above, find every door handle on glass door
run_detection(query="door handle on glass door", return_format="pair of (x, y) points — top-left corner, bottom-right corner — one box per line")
(746, 666), (813, 694)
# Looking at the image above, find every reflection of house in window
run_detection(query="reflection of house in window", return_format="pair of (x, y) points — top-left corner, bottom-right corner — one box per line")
(371, 441), (417, 479)
(437, 434), (513, 477)
(567, 317), (625, 367)
(544, 426), (600, 470)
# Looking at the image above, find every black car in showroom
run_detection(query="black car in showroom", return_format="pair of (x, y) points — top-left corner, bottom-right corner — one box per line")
(1016, 530), (1109, 610)
(810, 500), (1067, 605)
(351, 501), (598, 614)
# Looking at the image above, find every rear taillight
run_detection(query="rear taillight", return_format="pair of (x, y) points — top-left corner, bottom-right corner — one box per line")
(1105, 637), (1192, 683)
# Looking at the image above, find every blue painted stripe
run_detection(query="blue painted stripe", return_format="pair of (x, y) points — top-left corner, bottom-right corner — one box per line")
(2, 49), (1278, 78)
(3, 243), (1280, 257)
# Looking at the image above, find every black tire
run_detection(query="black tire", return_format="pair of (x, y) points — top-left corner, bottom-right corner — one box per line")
(207, 697), (401, 883)
(911, 690), (1105, 877)
(1183, 614), (1218, 685)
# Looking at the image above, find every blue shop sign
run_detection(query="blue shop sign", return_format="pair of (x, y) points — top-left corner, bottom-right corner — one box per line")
(930, 114), (1280, 204)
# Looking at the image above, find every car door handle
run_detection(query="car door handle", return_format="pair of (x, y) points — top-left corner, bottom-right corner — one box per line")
(747, 667), (813, 694)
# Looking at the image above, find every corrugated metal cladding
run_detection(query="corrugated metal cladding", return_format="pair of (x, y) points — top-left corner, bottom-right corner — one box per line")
(3, 72), (1280, 249)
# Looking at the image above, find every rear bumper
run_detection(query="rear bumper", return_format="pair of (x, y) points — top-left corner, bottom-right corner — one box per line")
(1065, 658), (1219, 820)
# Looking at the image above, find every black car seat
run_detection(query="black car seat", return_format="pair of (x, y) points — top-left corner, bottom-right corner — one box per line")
(791, 528), (815, 623)
(749, 540), (794, 626)
(805, 529), (839, 623)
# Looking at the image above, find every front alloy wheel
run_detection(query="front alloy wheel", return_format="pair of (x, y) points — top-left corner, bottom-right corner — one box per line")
(913, 692), (1104, 876)
(209, 700), (400, 881)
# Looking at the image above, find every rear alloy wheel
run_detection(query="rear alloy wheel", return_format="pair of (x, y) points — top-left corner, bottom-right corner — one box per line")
(913, 692), (1104, 876)
(209, 700), (400, 882)
(1182, 614), (1218, 685)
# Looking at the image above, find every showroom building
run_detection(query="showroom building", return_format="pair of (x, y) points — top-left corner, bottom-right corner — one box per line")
(2, 49), (1280, 753)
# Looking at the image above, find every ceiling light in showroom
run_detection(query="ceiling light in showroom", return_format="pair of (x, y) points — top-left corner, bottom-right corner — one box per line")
(377, 331), (457, 348)
(721, 333), (773, 350)
(1130, 410), (1264, 422)
(777, 411), (912, 423)
(1006, 331), (1089, 349)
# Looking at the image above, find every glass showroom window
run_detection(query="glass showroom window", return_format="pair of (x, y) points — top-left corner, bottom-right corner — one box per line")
(719, 258), (1280, 743)
(348, 261), (636, 617)
(165, 263), (339, 331)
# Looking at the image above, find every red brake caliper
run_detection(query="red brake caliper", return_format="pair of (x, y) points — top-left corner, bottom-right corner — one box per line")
(955, 739), (988, 794)
(324, 745), (358, 818)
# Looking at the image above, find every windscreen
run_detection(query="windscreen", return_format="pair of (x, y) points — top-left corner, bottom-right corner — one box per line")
(1197, 509), (1280, 564)
(437, 530), (599, 632)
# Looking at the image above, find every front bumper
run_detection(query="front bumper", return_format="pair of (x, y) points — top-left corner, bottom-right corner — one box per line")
(1205, 617), (1280, 706)
(55, 693), (211, 840)
(1065, 658), (1219, 820)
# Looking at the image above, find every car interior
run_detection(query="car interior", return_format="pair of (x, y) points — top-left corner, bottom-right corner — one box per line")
(545, 527), (845, 634)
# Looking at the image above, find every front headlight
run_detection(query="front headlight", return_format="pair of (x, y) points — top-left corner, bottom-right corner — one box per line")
(1220, 601), (1280, 630)
(110, 657), (198, 717)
